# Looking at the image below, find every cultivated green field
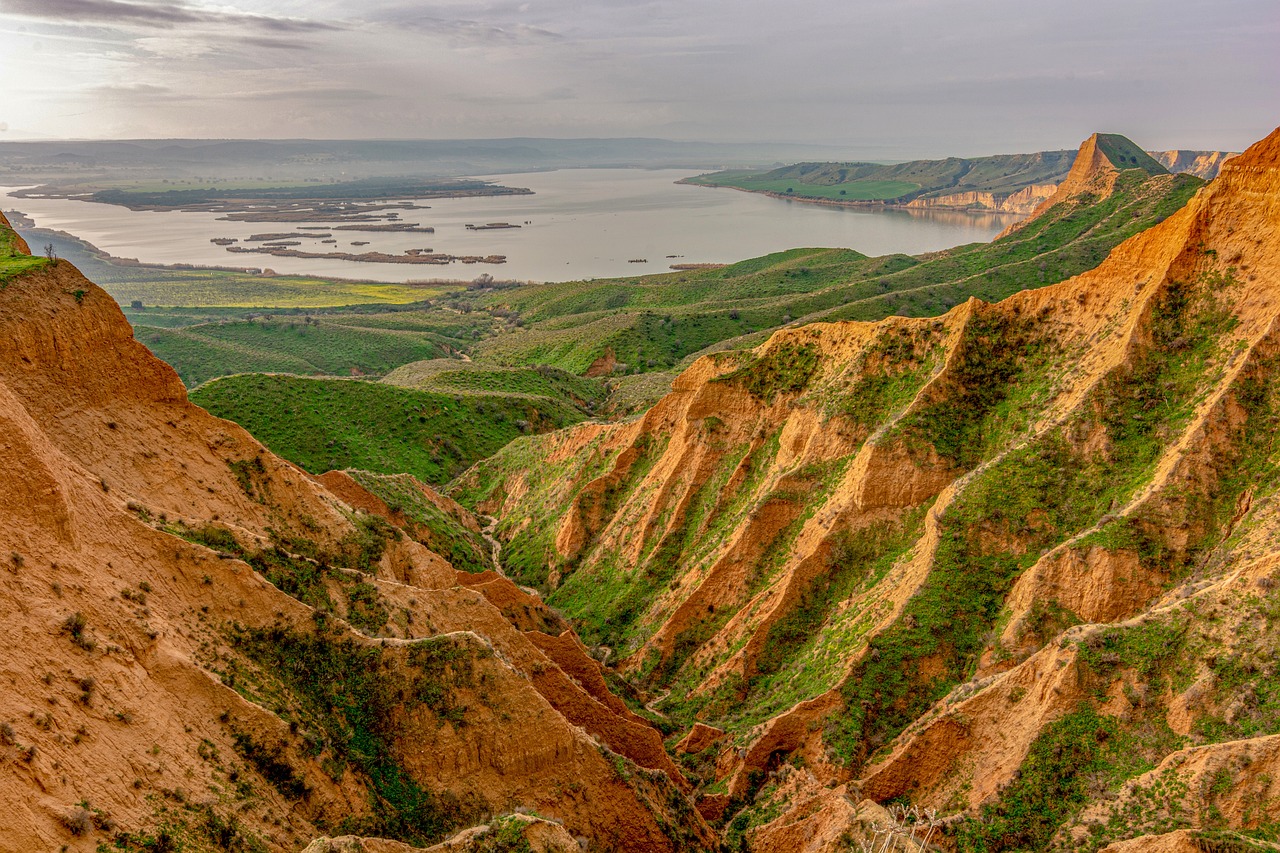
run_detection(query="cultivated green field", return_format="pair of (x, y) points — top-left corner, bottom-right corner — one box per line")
(24, 227), (456, 308)
(138, 310), (491, 387)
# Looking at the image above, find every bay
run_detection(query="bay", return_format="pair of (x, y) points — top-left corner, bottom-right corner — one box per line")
(2, 168), (1020, 284)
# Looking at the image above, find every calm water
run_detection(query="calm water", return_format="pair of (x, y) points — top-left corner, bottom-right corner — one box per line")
(2, 169), (1019, 283)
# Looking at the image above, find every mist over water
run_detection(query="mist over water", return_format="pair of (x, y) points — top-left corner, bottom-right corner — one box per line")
(3, 169), (1019, 283)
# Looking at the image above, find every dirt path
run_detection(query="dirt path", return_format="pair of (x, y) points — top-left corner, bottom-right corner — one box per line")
(480, 514), (504, 575)
(645, 689), (671, 719)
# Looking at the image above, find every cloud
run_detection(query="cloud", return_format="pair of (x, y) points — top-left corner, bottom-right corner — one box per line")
(0, 0), (340, 32)
(244, 86), (384, 101)
(360, 7), (562, 44)
(92, 81), (172, 96)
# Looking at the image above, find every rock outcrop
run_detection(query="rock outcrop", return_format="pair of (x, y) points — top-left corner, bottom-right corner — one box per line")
(905, 182), (1059, 215)
(1152, 148), (1238, 180)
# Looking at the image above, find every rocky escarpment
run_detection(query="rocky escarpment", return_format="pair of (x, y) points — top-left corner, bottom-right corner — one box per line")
(0, 209), (710, 852)
(1153, 148), (1238, 180)
(905, 182), (1059, 214)
(458, 126), (1280, 851)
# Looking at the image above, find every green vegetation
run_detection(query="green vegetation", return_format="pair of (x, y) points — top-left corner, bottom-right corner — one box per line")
(828, 337), (940, 429)
(92, 176), (527, 208)
(30, 227), (457, 308)
(231, 620), (482, 844)
(716, 340), (822, 403)
(383, 360), (608, 415)
(0, 217), (48, 281)
(344, 470), (492, 574)
(139, 314), (464, 387)
(167, 515), (399, 616)
(191, 373), (584, 485)
(896, 309), (1047, 468)
(828, 270), (1239, 765)
(955, 706), (1138, 852)
(1093, 133), (1169, 176)
(686, 148), (1077, 204)
(687, 171), (919, 201)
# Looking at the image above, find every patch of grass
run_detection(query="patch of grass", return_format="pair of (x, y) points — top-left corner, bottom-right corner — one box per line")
(141, 318), (455, 387)
(345, 471), (491, 574)
(955, 705), (1132, 852)
(896, 309), (1047, 468)
(0, 219), (48, 282)
(716, 340), (821, 403)
(231, 621), (483, 844)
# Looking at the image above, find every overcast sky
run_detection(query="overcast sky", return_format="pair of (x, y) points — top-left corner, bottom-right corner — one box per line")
(0, 0), (1276, 157)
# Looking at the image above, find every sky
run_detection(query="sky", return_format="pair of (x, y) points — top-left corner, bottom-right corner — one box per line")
(0, 0), (1276, 158)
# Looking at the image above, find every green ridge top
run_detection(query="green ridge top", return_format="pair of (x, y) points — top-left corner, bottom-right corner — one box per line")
(1094, 133), (1170, 176)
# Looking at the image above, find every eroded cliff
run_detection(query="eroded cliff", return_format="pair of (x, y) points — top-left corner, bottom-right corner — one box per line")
(458, 126), (1280, 851)
(0, 209), (711, 852)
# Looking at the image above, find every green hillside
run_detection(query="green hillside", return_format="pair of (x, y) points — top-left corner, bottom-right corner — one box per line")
(0, 218), (48, 281)
(464, 169), (1202, 377)
(138, 310), (488, 387)
(686, 148), (1077, 204)
(382, 360), (608, 412)
(190, 374), (584, 485)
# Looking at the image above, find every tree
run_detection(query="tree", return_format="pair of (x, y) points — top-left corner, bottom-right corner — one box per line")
(43, 243), (57, 265)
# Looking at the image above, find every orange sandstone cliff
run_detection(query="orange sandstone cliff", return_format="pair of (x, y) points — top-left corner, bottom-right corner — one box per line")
(0, 210), (711, 851)
(460, 126), (1280, 851)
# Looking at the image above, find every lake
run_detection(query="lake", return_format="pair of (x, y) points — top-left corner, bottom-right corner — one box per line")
(1, 169), (1020, 283)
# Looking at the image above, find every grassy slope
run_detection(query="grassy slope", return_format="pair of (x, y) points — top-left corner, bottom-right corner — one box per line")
(687, 173), (920, 201)
(0, 218), (49, 281)
(343, 470), (493, 574)
(686, 149), (1076, 203)
(190, 373), (584, 485)
(463, 170), (1203, 376)
(1094, 133), (1170, 176)
(139, 312), (478, 387)
(383, 360), (608, 409)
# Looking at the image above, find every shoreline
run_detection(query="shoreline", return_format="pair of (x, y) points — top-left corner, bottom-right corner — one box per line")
(676, 177), (1031, 218)
(2, 212), (494, 285)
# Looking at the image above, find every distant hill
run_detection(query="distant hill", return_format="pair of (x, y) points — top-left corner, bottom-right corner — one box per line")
(687, 133), (1234, 215)
(684, 149), (1076, 212)
(0, 137), (870, 187)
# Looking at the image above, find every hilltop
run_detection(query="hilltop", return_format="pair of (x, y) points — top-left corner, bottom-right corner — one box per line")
(687, 134), (1229, 217)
